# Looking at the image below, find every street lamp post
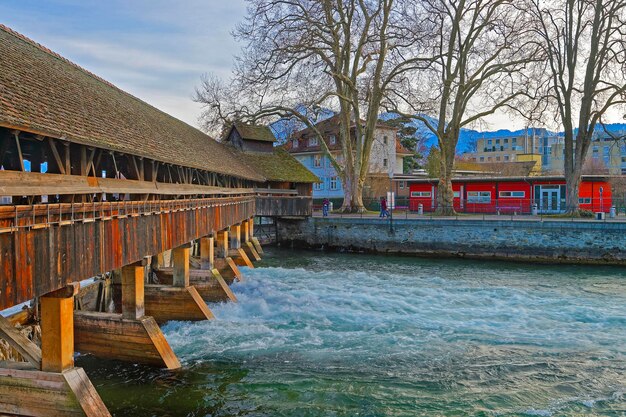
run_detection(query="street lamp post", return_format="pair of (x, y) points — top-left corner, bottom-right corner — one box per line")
(388, 171), (394, 234)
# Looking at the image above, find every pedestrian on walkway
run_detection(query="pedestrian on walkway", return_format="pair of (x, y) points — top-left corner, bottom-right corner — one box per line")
(379, 196), (388, 218)
(322, 198), (330, 217)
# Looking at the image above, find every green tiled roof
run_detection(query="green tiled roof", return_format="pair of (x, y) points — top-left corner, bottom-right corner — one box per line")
(238, 148), (319, 183)
(234, 123), (276, 142)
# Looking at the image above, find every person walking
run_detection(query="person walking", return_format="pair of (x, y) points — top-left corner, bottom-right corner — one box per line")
(379, 196), (388, 218)
(322, 198), (330, 217)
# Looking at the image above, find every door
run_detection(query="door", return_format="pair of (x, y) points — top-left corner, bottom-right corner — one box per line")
(539, 187), (560, 213)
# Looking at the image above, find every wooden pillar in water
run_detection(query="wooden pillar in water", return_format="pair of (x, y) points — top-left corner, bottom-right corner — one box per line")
(248, 217), (255, 240)
(200, 236), (214, 270)
(121, 262), (145, 319)
(0, 283), (112, 416)
(145, 243), (214, 324)
(230, 224), (241, 249)
(242, 221), (250, 244)
(172, 244), (190, 287)
(41, 285), (77, 373)
(214, 229), (242, 283)
(249, 218), (264, 255)
(217, 230), (229, 257)
(243, 218), (261, 262)
(74, 260), (181, 369)
(229, 223), (254, 268)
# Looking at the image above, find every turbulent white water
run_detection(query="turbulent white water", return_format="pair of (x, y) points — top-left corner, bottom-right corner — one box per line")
(149, 251), (626, 416)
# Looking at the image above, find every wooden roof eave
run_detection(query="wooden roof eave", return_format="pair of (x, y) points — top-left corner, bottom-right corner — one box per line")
(0, 170), (256, 197)
(0, 122), (265, 183)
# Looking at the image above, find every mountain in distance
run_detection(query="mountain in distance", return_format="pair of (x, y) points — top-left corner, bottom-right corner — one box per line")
(271, 109), (626, 153)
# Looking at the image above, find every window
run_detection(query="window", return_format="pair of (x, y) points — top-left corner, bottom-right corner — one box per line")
(487, 157), (492, 162)
(383, 136), (388, 145)
(399, 181), (405, 189)
(309, 137), (319, 146)
(293, 139), (299, 148)
(314, 181), (324, 191)
(467, 191), (491, 203)
(410, 191), (432, 197)
(504, 155), (510, 161)
(578, 198), (591, 204)
(592, 146), (599, 158)
(479, 156), (485, 162)
(496, 156), (501, 161)
(504, 138), (509, 144)
(313, 155), (322, 168)
(383, 158), (388, 168)
(496, 139), (501, 144)
(488, 139), (493, 145)
(499, 191), (525, 198)
(329, 135), (336, 145)
(621, 156), (626, 163)
(453, 191), (460, 198)
(330, 176), (339, 190)
(603, 146), (610, 164)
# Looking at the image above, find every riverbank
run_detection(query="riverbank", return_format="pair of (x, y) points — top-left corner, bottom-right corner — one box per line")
(275, 217), (626, 265)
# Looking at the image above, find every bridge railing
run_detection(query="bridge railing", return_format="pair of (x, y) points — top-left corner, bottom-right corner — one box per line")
(0, 196), (255, 232)
(255, 195), (313, 217)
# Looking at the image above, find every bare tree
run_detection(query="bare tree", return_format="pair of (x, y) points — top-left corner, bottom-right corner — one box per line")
(385, 0), (538, 214)
(531, 0), (626, 214)
(195, 0), (428, 213)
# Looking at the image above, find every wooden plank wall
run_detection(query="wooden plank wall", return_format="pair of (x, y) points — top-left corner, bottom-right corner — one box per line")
(255, 196), (312, 217)
(0, 197), (254, 310)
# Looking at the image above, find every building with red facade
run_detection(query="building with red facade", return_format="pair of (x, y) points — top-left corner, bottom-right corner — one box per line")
(407, 176), (613, 214)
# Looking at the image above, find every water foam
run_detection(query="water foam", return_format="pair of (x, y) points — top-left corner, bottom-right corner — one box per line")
(88, 250), (625, 416)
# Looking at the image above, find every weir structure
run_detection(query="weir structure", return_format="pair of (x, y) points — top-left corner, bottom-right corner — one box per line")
(0, 24), (317, 416)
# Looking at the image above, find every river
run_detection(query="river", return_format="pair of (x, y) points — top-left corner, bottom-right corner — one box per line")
(79, 249), (626, 416)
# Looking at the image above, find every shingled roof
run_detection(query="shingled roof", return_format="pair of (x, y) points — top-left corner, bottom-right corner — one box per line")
(232, 123), (276, 142)
(238, 149), (319, 183)
(0, 25), (264, 181)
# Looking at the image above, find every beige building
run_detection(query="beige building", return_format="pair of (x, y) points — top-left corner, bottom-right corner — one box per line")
(466, 128), (567, 173)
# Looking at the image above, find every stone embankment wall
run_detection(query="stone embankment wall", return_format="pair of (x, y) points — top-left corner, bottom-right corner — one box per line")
(276, 218), (626, 265)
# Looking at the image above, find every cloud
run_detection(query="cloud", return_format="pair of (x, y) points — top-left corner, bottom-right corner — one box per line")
(0, 0), (247, 129)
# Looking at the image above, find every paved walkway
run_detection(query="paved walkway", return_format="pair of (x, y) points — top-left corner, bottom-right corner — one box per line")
(312, 211), (626, 223)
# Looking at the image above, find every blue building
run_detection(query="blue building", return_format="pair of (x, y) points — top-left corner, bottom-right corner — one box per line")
(285, 115), (411, 203)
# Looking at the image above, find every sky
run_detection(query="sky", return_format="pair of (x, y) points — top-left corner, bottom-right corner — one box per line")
(1, 2), (622, 133)
(0, 0), (247, 127)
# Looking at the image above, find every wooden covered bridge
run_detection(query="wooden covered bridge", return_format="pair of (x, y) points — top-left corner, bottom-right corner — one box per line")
(0, 24), (317, 416)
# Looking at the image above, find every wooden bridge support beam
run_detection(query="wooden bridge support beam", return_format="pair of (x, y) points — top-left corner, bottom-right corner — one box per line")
(41, 285), (79, 373)
(229, 224), (241, 250)
(172, 244), (190, 287)
(200, 236), (214, 270)
(144, 243), (214, 324)
(152, 267), (237, 303)
(214, 230), (242, 283)
(242, 220), (250, 244)
(0, 284), (112, 417)
(216, 231), (229, 258)
(74, 261), (181, 369)
(228, 223), (255, 268)
(241, 218), (262, 261)
(249, 218), (264, 255)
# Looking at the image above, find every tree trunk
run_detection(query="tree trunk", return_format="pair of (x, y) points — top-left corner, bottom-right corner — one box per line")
(565, 166), (582, 214)
(436, 145), (456, 215)
(340, 169), (366, 213)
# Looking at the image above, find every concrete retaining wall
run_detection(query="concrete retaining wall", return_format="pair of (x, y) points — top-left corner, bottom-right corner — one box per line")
(276, 217), (626, 265)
